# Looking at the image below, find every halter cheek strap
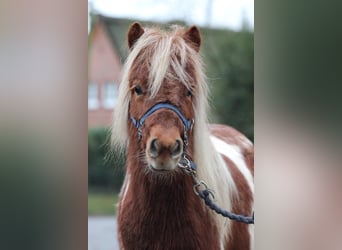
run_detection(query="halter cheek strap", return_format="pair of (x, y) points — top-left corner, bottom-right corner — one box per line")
(130, 103), (193, 141)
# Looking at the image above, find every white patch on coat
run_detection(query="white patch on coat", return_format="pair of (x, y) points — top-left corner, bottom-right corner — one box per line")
(211, 135), (254, 250)
(210, 136), (254, 194)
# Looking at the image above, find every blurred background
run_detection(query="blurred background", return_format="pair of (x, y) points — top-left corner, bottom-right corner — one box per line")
(1, 0), (341, 249)
(87, 0), (253, 248)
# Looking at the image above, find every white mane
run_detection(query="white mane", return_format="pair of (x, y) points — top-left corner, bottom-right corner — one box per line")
(111, 25), (237, 245)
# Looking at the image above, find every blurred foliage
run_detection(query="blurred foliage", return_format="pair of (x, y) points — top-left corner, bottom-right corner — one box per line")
(88, 128), (125, 191)
(201, 28), (254, 140)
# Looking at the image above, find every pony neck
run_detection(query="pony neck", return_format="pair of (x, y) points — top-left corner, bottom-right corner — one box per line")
(122, 135), (220, 249)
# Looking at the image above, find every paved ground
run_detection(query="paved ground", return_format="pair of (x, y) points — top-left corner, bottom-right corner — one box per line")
(88, 216), (119, 250)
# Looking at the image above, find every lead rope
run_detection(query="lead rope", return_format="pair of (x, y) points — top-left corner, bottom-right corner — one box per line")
(177, 157), (254, 225)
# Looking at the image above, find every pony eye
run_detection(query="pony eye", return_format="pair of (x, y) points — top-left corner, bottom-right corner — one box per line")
(186, 89), (193, 97)
(133, 85), (143, 95)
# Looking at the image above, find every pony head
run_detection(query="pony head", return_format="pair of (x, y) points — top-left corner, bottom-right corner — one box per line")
(112, 22), (209, 173)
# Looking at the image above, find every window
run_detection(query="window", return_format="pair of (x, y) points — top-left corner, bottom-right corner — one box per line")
(88, 83), (99, 110)
(102, 83), (117, 109)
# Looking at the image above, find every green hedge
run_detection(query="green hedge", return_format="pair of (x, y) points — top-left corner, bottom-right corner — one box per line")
(201, 29), (254, 141)
(88, 128), (125, 192)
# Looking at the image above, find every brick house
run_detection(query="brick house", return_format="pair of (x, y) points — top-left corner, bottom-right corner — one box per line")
(88, 15), (132, 128)
(88, 15), (186, 128)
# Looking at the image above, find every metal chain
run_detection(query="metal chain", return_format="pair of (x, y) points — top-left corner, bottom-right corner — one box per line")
(177, 157), (254, 225)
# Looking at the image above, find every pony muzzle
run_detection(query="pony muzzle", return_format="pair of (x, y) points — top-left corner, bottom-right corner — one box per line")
(146, 126), (183, 171)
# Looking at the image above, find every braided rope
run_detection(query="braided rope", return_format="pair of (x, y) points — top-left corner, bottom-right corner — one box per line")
(198, 189), (254, 224)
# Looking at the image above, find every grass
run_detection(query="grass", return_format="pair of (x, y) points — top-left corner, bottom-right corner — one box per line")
(88, 190), (119, 215)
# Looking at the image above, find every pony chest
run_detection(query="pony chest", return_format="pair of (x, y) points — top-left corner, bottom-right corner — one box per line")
(118, 186), (219, 249)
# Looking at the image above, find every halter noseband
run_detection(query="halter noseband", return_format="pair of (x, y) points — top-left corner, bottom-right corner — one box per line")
(130, 103), (193, 143)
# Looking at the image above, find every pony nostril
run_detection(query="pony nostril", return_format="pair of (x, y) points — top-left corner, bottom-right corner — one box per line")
(149, 139), (160, 158)
(171, 140), (182, 157)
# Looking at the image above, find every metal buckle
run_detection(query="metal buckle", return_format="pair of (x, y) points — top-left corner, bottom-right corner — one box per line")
(193, 181), (215, 200)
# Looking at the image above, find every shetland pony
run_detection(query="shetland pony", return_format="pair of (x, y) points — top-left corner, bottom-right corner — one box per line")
(112, 22), (254, 250)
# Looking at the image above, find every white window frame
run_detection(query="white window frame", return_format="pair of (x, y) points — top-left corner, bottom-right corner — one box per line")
(101, 82), (117, 109)
(88, 83), (99, 110)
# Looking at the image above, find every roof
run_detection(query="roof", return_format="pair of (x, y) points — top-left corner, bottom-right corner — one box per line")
(91, 15), (187, 60)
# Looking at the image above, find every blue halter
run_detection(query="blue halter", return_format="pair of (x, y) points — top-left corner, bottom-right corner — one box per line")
(130, 103), (193, 141)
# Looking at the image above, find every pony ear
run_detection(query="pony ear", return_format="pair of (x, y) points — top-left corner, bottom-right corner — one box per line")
(183, 26), (201, 52)
(127, 22), (144, 49)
